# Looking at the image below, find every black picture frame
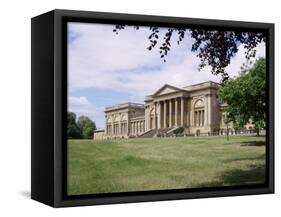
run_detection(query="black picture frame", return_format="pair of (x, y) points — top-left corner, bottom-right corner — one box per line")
(31, 9), (274, 207)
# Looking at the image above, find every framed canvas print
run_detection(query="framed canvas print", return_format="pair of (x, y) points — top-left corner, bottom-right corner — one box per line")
(31, 9), (274, 207)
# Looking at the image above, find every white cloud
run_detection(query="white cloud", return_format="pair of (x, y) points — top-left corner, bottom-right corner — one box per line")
(225, 41), (266, 77)
(68, 23), (266, 102)
(69, 96), (100, 117)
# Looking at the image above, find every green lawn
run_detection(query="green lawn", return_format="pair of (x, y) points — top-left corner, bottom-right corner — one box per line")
(67, 136), (266, 195)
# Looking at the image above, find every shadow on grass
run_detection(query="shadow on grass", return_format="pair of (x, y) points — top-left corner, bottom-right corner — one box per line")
(223, 154), (265, 163)
(240, 141), (265, 147)
(196, 164), (266, 188)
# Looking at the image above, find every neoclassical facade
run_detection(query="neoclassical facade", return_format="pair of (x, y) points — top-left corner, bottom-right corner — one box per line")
(104, 103), (146, 138)
(104, 81), (243, 139)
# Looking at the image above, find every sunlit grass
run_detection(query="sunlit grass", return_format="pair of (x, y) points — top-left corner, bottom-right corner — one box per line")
(67, 135), (266, 195)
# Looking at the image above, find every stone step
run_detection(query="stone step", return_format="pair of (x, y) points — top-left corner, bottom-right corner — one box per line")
(138, 127), (176, 138)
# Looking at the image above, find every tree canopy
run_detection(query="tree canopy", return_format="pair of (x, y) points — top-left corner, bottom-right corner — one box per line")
(113, 25), (265, 82)
(67, 112), (96, 139)
(218, 58), (266, 135)
(77, 115), (97, 139)
(67, 112), (82, 139)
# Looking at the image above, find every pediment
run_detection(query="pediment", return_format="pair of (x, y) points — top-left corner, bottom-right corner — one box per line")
(153, 84), (182, 96)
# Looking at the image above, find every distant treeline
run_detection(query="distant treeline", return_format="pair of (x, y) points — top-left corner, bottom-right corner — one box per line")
(67, 112), (96, 139)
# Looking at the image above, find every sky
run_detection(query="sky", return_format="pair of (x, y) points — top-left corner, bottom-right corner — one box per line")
(67, 22), (266, 129)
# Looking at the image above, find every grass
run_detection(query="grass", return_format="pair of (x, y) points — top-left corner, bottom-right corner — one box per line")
(67, 135), (266, 195)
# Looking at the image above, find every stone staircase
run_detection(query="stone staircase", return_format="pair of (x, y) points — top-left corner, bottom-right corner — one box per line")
(138, 127), (177, 138)
(138, 129), (157, 138)
(166, 127), (180, 137)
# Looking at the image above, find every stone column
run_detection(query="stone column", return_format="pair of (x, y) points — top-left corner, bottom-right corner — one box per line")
(147, 107), (150, 130)
(201, 111), (204, 126)
(204, 95), (208, 126)
(194, 111), (196, 126)
(198, 112), (201, 127)
(207, 94), (212, 126)
(105, 116), (107, 135)
(144, 108), (147, 131)
(195, 111), (197, 126)
(158, 102), (161, 129)
(197, 111), (200, 126)
(163, 101), (167, 128)
(169, 99), (172, 127)
(132, 122), (134, 135)
(190, 110), (193, 127)
(154, 103), (157, 129)
(193, 111), (195, 126)
(200, 111), (202, 126)
(111, 115), (114, 135)
(200, 110), (203, 126)
(198, 111), (200, 127)
(181, 97), (184, 127)
(127, 119), (129, 136)
(199, 111), (202, 126)
(146, 107), (149, 131)
(133, 122), (135, 135)
(175, 98), (178, 126)
(119, 118), (121, 135)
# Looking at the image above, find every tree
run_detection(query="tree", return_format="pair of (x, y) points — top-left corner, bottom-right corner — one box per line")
(218, 58), (266, 135)
(173, 127), (185, 136)
(113, 25), (265, 82)
(67, 112), (82, 139)
(77, 115), (97, 139)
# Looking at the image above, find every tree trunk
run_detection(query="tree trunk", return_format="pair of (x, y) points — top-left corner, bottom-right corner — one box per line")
(226, 125), (229, 141)
(256, 129), (260, 136)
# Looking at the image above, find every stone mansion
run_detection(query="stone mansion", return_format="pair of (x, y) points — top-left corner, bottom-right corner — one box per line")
(101, 81), (253, 139)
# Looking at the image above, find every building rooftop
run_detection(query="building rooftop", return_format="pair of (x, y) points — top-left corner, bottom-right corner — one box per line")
(105, 102), (145, 112)
(183, 81), (220, 91)
(144, 81), (220, 101)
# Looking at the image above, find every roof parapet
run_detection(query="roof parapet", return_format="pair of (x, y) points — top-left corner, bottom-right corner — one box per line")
(105, 102), (144, 112)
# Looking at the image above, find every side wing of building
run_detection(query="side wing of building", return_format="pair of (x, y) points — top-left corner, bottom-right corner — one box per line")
(104, 103), (145, 139)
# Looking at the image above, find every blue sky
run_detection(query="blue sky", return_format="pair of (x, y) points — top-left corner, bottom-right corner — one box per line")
(67, 22), (265, 129)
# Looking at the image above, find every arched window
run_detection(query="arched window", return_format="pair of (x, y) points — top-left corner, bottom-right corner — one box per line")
(194, 99), (205, 126)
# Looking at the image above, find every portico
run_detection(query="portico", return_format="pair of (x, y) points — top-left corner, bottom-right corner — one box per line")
(148, 97), (187, 130)
(145, 84), (191, 131)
